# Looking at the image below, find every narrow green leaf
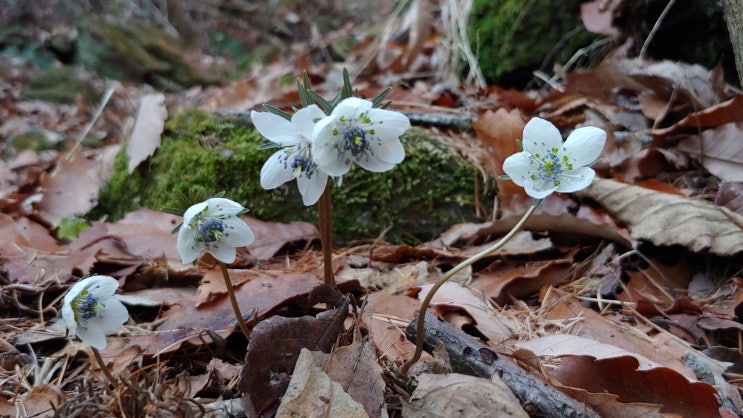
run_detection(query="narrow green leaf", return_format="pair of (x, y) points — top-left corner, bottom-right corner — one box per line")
(262, 103), (292, 121)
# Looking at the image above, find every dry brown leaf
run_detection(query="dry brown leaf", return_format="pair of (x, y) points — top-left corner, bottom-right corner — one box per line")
(550, 355), (720, 417)
(580, 0), (618, 36)
(677, 122), (743, 182)
(0, 384), (67, 417)
(514, 335), (722, 416)
(473, 258), (573, 306)
(327, 339), (387, 418)
(579, 178), (743, 255)
(244, 217), (319, 260)
(276, 348), (369, 418)
(361, 291), (431, 364)
(238, 290), (348, 417)
(283, 339), (388, 418)
(36, 146), (118, 224)
(404, 373), (528, 418)
(649, 94), (743, 139)
(126, 93), (166, 173)
(417, 282), (514, 346)
(471, 108), (530, 215)
(716, 181), (743, 214)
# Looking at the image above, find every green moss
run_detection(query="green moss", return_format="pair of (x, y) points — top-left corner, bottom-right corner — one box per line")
(469, 0), (598, 88)
(22, 66), (99, 104)
(90, 109), (494, 244)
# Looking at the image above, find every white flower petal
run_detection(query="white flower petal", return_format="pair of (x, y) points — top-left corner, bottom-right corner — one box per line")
(556, 167), (596, 193)
(76, 324), (108, 349)
(367, 108), (411, 136)
(524, 184), (556, 199)
(374, 137), (405, 165)
(182, 201), (208, 224)
(220, 217), (255, 247)
(95, 298), (129, 332)
(563, 126), (606, 166)
(61, 302), (76, 335)
(205, 198), (245, 217)
(502, 152), (533, 187)
(522, 117), (563, 154)
(260, 151), (296, 189)
(296, 171), (328, 206)
(357, 158), (396, 172)
(177, 226), (200, 264)
(291, 105), (325, 138)
(251, 111), (302, 146)
(84, 275), (120, 298)
(332, 97), (371, 117)
(208, 245), (237, 264)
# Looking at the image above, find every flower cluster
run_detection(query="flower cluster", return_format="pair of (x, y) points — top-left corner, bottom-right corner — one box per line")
(62, 275), (129, 349)
(503, 117), (606, 199)
(253, 97), (410, 205)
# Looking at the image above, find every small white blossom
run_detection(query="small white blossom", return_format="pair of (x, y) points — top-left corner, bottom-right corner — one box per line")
(62, 275), (129, 349)
(503, 117), (606, 199)
(177, 198), (255, 264)
(312, 97), (410, 176)
(252, 105), (329, 206)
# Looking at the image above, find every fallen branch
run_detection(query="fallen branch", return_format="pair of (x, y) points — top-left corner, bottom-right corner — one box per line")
(405, 312), (601, 418)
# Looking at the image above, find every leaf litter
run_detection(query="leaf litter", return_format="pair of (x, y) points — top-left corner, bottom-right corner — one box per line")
(2, 2), (743, 417)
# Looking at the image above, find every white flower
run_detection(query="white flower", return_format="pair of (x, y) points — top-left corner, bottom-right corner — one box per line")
(312, 97), (410, 176)
(503, 117), (606, 199)
(62, 275), (129, 349)
(252, 105), (329, 206)
(177, 198), (255, 264)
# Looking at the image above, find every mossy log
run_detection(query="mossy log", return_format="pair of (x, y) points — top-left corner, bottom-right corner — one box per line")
(90, 110), (495, 245)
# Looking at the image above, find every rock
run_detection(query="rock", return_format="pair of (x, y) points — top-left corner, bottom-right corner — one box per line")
(89, 109), (495, 244)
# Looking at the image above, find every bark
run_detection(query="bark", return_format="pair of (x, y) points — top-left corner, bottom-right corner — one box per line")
(722, 0), (743, 88)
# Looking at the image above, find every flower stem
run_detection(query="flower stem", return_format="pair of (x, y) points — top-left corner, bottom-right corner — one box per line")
(91, 346), (117, 388)
(218, 261), (252, 340)
(318, 181), (336, 287)
(400, 199), (541, 375)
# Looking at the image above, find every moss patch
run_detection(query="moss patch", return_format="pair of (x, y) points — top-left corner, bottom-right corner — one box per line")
(90, 109), (494, 244)
(469, 0), (598, 88)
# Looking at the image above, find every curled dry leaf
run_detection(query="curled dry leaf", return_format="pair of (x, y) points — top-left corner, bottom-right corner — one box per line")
(126, 93), (167, 174)
(514, 335), (721, 417)
(677, 122), (743, 182)
(579, 178), (743, 255)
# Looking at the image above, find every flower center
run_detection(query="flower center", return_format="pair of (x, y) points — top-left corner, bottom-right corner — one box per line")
(529, 148), (573, 186)
(331, 113), (379, 164)
(197, 218), (224, 243)
(72, 290), (102, 322)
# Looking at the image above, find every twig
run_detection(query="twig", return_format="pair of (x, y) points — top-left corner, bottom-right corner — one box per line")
(639, 0), (677, 60)
(405, 312), (602, 418)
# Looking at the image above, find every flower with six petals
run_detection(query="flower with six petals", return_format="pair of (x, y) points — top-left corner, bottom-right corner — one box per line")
(252, 105), (329, 206)
(503, 117), (606, 199)
(177, 197), (255, 264)
(62, 275), (129, 349)
(312, 97), (410, 177)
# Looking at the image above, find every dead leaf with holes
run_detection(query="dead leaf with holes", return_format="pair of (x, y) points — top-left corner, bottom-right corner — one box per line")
(579, 178), (743, 255)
